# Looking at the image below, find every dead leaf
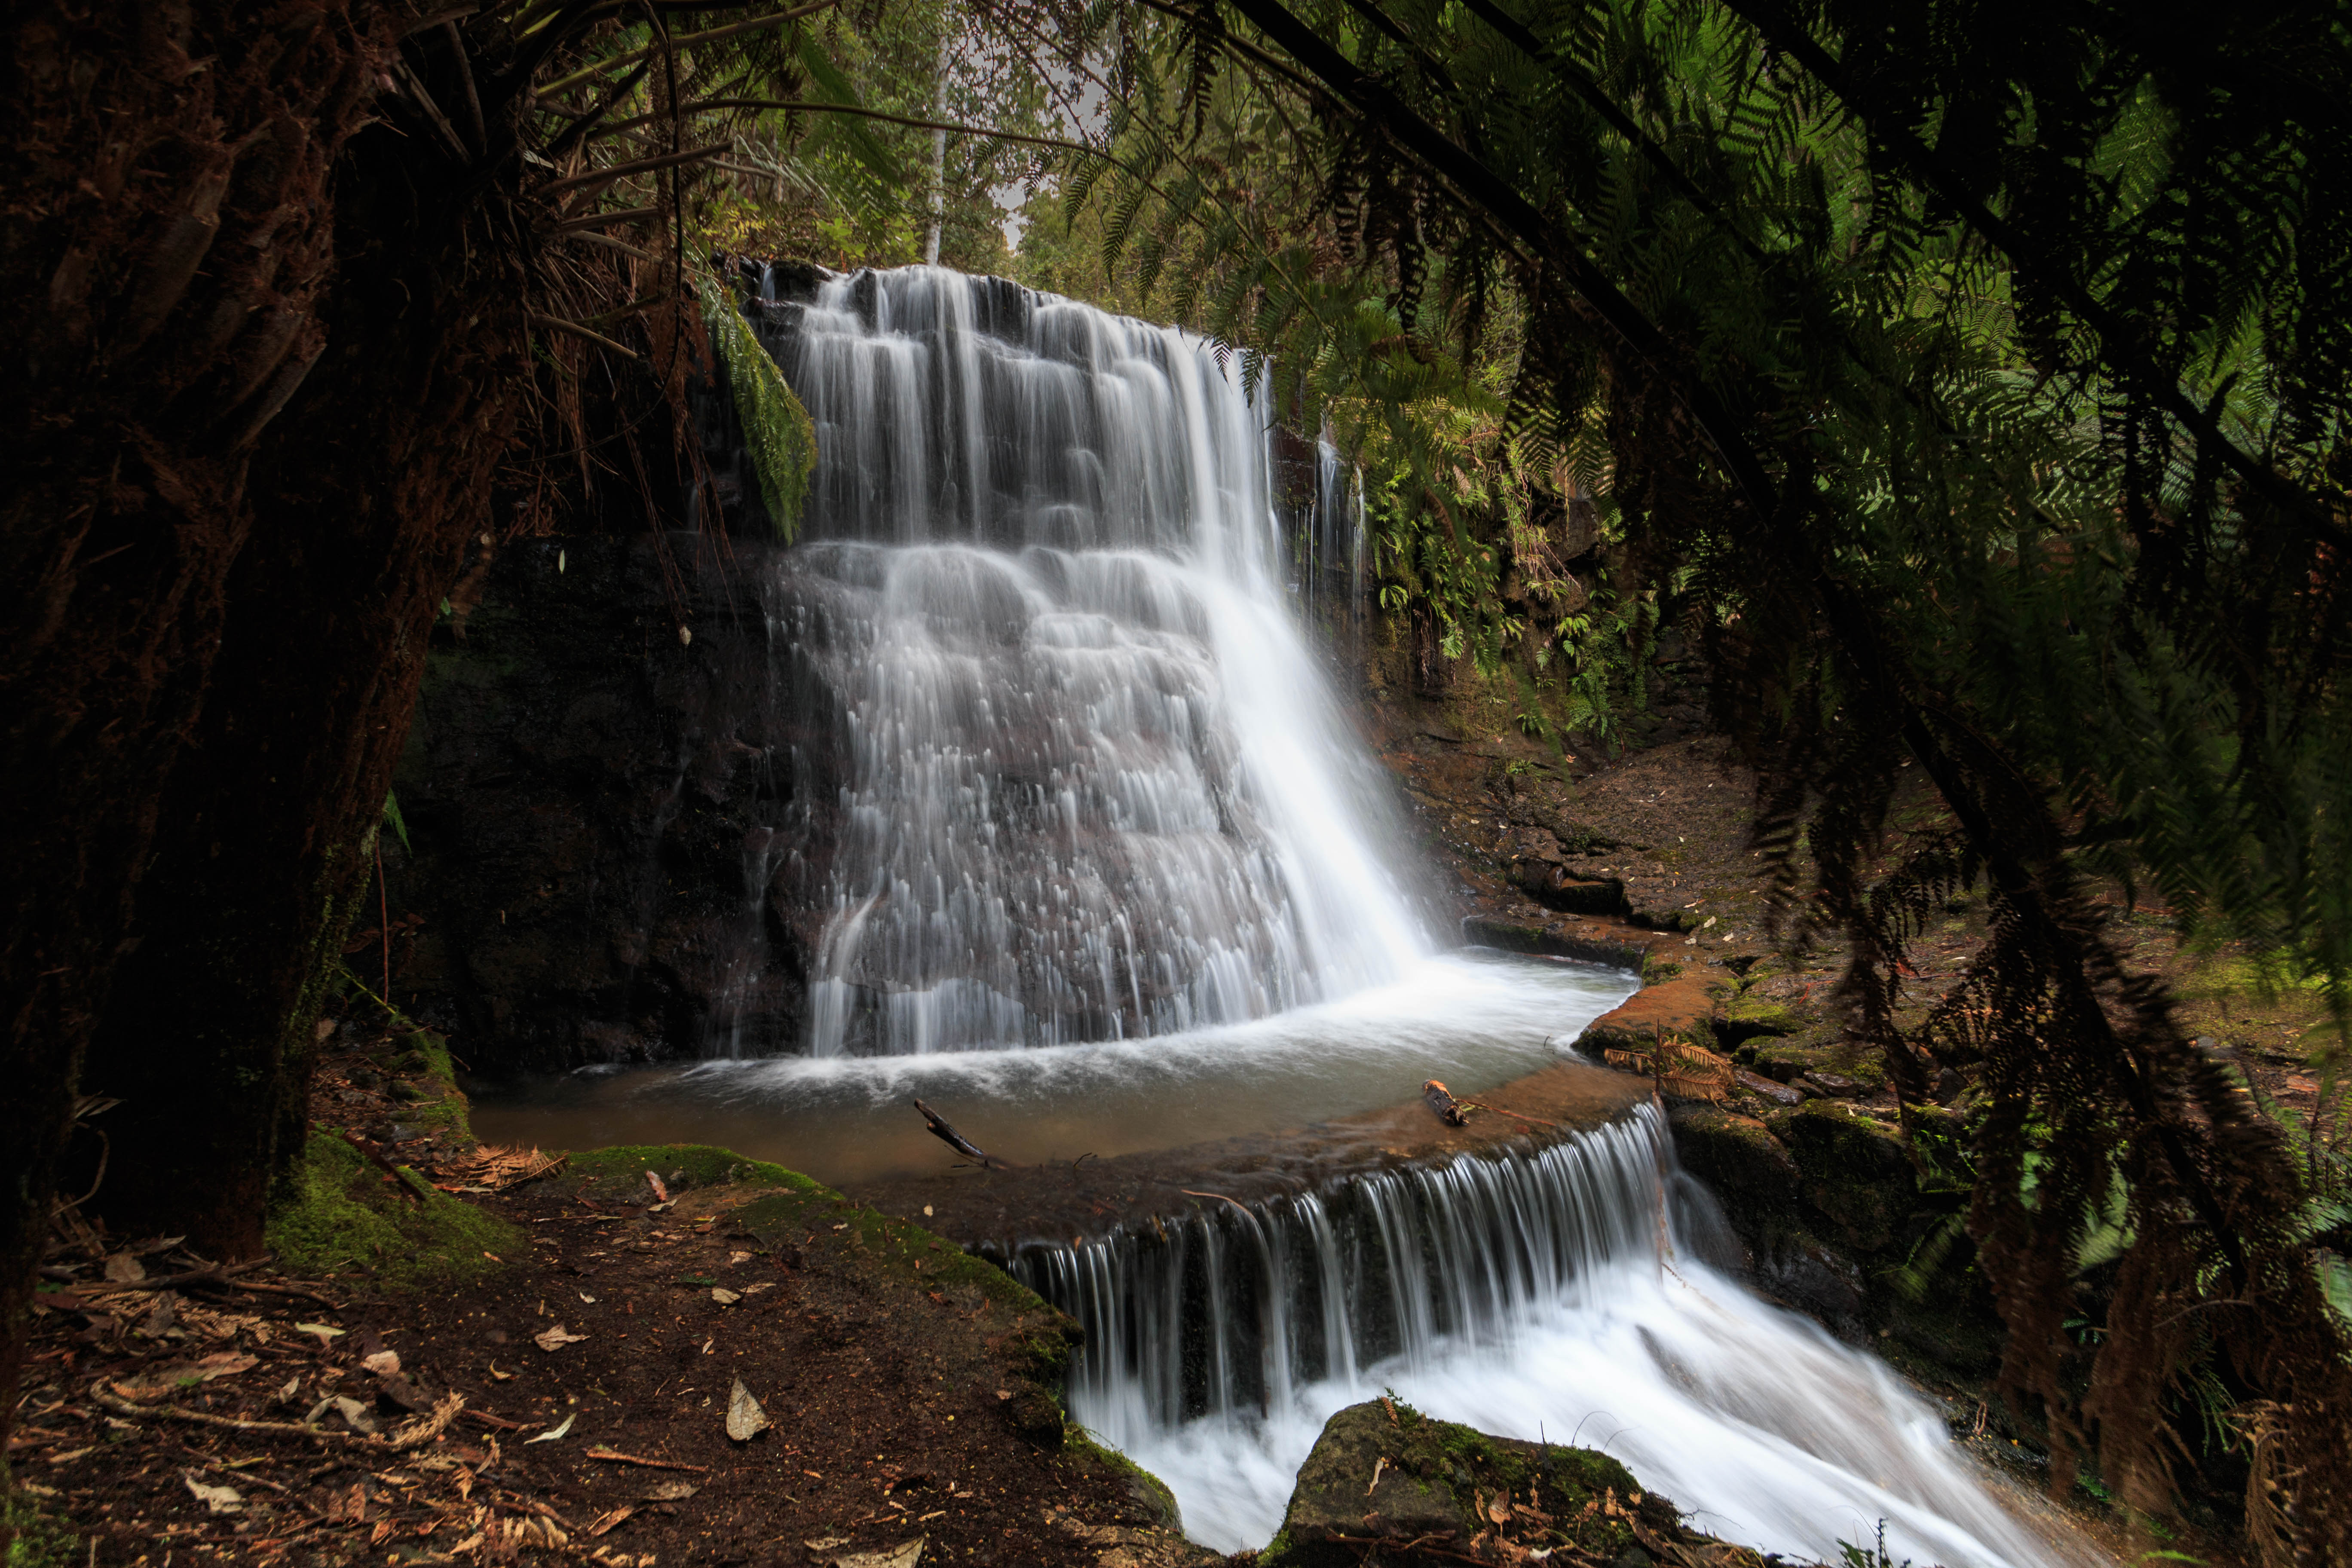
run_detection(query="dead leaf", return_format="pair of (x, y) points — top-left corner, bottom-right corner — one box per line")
(641, 1479), (699, 1502)
(814, 1538), (925, 1568)
(741, 1282), (775, 1295)
(104, 1254), (146, 1284)
(710, 1288), (740, 1306)
(361, 1350), (402, 1377)
(113, 1351), (258, 1401)
(588, 1505), (636, 1537)
(526, 1412), (577, 1444)
(644, 1170), (670, 1204)
(305, 1394), (380, 1436)
(181, 1473), (242, 1515)
(295, 1321), (345, 1344)
(489, 1361), (514, 1381)
(535, 1324), (588, 1352)
(723, 1378), (770, 1442)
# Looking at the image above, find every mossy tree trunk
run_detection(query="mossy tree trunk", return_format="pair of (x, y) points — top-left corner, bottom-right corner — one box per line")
(0, 0), (530, 1462)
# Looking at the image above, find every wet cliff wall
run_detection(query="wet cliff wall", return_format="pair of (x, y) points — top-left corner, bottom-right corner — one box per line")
(380, 533), (826, 1073)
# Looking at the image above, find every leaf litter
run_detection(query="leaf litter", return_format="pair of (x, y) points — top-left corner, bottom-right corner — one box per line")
(17, 1043), (1218, 1568)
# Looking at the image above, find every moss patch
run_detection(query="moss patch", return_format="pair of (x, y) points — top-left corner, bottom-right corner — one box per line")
(266, 1132), (523, 1287)
(1764, 1102), (1917, 1252)
(3, 1471), (77, 1568)
(1065, 1427), (1182, 1530)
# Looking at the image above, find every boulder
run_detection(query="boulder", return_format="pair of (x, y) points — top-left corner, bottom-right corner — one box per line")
(1765, 1102), (1917, 1254)
(1264, 1401), (1757, 1568)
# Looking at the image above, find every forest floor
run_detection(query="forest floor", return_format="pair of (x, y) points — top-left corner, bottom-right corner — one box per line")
(14, 1065), (1226, 1568)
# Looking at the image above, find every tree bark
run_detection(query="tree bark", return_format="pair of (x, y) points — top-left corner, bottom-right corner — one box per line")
(0, 0), (398, 1458)
(81, 89), (531, 1254)
(0, 0), (532, 1465)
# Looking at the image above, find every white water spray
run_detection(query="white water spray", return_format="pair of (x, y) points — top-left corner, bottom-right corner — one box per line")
(1017, 1108), (2074, 1567)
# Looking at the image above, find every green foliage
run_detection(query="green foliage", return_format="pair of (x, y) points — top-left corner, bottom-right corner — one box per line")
(699, 277), (818, 539)
(266, 1133), (523, 1288)
(381, 788), (410, 854)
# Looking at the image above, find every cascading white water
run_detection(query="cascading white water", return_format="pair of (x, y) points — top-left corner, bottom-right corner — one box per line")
(742, 266), (1425, 1055)
(659, 266), (2092, 1568)
(1014, 1107), (2072, 1568)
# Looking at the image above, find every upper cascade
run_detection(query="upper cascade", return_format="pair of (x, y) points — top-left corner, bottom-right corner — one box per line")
(720, 265), (1428, 1057)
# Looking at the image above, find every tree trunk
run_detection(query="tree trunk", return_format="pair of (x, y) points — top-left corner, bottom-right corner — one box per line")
(0, 0), (531, 1464)
(0, 0), (401, 1458)
(81, 126), (530, 1250)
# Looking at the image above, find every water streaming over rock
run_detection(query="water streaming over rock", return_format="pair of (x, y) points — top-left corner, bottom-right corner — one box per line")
(714, 265), (1421, 1056)
(1014, 1107), (2071, 1567)
(665, 266), (2082, 1568)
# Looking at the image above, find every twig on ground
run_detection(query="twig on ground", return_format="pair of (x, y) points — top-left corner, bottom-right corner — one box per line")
(585, 1446), (710, 1473)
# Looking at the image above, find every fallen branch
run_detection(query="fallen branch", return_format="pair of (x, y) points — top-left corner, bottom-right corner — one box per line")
(463, 1409), (530, 1431)
(913, 1100), (1005, 1169)
(89, 1386), (357, 1444)
(585, 1446), (710, 1473)
(46, 1260), (267, 1301)
(338, 1131), (427, 1205)
(1424, 1079), (1470, 1127)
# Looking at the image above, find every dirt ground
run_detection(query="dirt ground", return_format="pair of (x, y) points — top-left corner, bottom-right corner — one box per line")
(14, 1072), (1224, 1568)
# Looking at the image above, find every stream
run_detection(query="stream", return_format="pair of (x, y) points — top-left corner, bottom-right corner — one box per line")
(475, 264), (2098, 1566)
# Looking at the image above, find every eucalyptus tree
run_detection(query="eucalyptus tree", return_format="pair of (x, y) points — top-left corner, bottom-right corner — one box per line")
(1023, 0), (2352, 1549)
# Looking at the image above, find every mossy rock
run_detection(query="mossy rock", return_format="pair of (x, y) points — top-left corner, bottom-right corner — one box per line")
(1765, 1102), (1916, 1253)
(1670, 1109), (1802, 1226)
(267, 1132), (523, 1288)
(1718, 988), (1802, 1040)
(1263, 1401), (1721, 1568)
(1066, 1427), (1183, 1530)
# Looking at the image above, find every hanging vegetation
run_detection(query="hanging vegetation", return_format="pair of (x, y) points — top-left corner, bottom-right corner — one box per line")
(699, 276), (819, 538)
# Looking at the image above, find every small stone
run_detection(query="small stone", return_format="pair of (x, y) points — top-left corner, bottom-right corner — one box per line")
(725, 1377), (771, 1442)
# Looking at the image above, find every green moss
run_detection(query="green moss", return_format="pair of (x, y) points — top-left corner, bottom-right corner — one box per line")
(267, 1132), (523, 1287)
(3, 1471), (77, 1568)
(1765, 1101), (1917, 1253)
(1265, 1401), (1666, 1566)
(1672, 1108), (1803, 1220)
(1642, 957), (1684, 983)
(563, 1142), (831, 1196)
(1065, 1427), (1182, 1529)
(1721, 988), (1800, 1037)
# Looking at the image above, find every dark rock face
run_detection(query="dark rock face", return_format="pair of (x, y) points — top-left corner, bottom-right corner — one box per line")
(385, 532), (830, 1074)
(1669, 1100), (2005, 1373)
(1265, 1401), (1742, 1568)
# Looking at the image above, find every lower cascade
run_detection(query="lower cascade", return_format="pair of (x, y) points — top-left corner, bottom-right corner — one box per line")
(1016, 1107), (2061, 1567)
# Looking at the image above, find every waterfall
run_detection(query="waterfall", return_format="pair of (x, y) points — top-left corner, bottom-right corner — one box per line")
(1013, 1107), (2070, 1568)
(720, 266), (1426, 1057)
